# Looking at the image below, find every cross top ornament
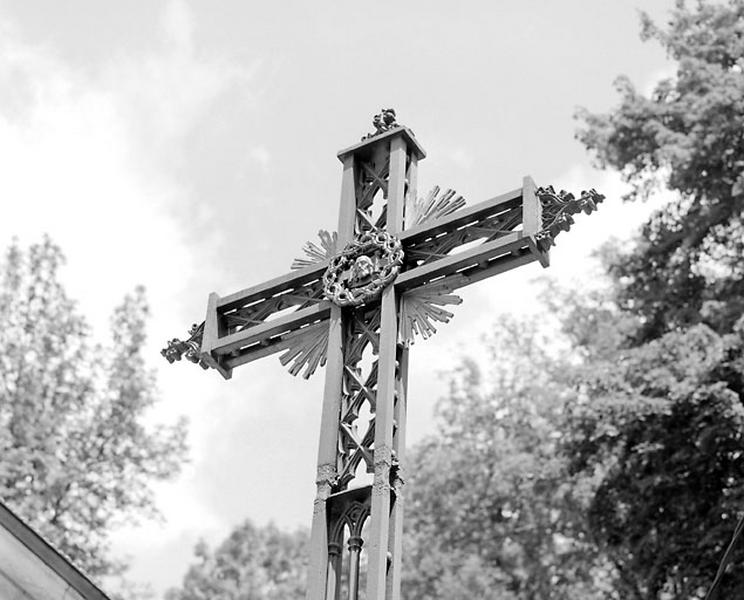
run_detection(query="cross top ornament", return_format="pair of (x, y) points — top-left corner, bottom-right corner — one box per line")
(162, 111), (603, 600)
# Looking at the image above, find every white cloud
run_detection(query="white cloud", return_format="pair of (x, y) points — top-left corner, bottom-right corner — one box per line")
(103, 1), (258, 156)
(248, 145), (271, 171)
(447, 147), (474, 169)
(0, 2), (260, 595)
(162, 0), (195, 50)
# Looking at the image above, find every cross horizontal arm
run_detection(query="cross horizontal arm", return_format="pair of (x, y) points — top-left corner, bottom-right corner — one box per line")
(397, 180), (547, 293)
(400, 186), (522, 246)
(395, 230), (535, 291)
(159, 261), (331, 378)
(218, 261), (327, 312)
(209, 301), (331, 362)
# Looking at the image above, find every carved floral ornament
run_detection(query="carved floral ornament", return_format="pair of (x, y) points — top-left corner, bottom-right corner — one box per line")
(322, 229), (404, 307)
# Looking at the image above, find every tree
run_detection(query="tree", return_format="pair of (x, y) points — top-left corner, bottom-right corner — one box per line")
(557, 298), (744, 598)
(166, 520), (308, 600)
(0, 237), (187, 578)
(569, 1), (744, 595)
(576, 0), (744, 341)
(402, 318), (605, 600)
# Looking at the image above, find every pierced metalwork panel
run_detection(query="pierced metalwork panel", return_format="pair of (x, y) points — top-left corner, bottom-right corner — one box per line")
(336, 307), (381, 491)
(194, 265), (331, 376)
(355, 148), (392, 233)
(221, 275), (326, 336)
(401, 199), (522, 268)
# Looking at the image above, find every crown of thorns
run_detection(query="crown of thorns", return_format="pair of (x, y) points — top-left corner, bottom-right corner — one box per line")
(323, 229), (404, 307)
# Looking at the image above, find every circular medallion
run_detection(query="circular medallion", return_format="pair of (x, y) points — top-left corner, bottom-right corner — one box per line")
(323, 229), (404, 307)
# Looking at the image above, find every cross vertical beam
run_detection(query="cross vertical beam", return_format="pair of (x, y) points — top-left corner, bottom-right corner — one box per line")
(387, 345), (408, 598)
(366, 135), (408, 600)
(305, 128), (424, 600)
(387, 149), (415, 600)
(306, 155), (357, 600)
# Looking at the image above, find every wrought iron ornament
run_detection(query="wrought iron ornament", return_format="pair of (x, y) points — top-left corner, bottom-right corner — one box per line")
(160, 322), (208, 369)
(323, 229), (404, 307)
(535, 186), (605, 252)
(362, 108), (400, 140)
(291, 229), (338, 270)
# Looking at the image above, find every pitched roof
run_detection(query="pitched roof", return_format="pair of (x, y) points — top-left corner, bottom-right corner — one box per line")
(0, 501), (112, 600)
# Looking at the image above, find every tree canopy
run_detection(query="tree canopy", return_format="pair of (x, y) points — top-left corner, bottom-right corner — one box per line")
(402, 319), (606, 599)
(576, 0), (744, 342)
(567, 0), (744, 596)
(0, 237), (187, 579)
(166, 520), (308, 600)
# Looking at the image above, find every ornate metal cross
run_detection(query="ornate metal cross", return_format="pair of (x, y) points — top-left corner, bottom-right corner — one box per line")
(163, 110), (602, 600)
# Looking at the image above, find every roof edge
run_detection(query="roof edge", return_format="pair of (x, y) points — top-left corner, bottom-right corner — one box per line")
(0, 500), (112, 600)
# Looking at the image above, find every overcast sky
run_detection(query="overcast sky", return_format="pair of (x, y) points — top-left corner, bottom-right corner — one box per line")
(0, 0), (677, 596)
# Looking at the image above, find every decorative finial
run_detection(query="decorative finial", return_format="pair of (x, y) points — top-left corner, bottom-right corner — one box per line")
(534, 186), (605, 252)
(161, 322), (209, 369)
(362, 108), (400, 140)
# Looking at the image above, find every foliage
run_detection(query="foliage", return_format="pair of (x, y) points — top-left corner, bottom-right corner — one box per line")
(402, 318), (606, 599)
(166, 520), (308, 600)
(576, 0), (744, 342)
(403, 4), (744, 594)
(0, 237), (187, 578)
(570, 1), (744, 596)
(560, 304), (744, 598)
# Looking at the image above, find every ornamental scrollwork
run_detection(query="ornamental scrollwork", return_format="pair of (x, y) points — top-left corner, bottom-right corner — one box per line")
(535, 186), (605, 252)
(323, 229), (404, 307)
(160, 322), (209, 369)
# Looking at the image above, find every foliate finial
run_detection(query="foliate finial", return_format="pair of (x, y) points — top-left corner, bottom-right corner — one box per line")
(534, 186), (605, 252)
(362, 108), (400, 140)
(161, 322), (209, 369)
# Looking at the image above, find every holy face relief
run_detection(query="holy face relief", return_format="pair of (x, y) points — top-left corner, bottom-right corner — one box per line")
(348, 255), (376, 288)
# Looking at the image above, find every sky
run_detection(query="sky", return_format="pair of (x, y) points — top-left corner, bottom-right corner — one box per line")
(0, 0), (678, 596)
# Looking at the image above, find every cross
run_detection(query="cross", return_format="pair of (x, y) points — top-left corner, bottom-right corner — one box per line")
(162, 110), (603, 600)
